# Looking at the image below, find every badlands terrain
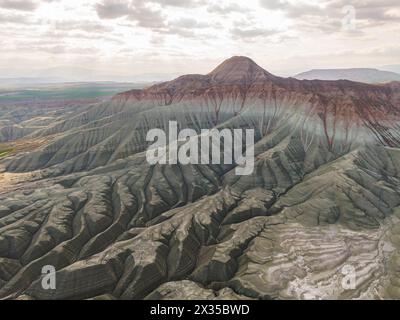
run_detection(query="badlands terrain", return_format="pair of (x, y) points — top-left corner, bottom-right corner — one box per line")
(1, 56), (400, 300)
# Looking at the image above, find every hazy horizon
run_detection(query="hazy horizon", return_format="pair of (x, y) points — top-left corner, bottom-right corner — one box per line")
(0, 0), (399, 80)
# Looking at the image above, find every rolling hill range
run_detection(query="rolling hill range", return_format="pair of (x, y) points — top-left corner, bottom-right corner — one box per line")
(294, 68), (400, 84)
(1, 56), (400, 300)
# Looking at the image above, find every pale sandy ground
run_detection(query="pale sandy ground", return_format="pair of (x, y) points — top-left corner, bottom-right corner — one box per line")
(0, 136), (54, 194)
(0, 165), (37, 195)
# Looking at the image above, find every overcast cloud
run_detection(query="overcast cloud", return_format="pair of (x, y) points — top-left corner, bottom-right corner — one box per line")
(0, 0), (399, 77)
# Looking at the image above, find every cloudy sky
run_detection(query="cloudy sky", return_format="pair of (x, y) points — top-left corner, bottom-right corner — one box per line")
(0, 0), (399, 79)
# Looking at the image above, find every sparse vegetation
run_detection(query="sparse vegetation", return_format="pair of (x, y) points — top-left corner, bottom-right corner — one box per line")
(0, 148), (13, 158)
(0, 83), (146, 102)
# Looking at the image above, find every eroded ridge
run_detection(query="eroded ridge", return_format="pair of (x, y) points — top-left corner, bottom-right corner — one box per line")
(1, 57), (400, 300)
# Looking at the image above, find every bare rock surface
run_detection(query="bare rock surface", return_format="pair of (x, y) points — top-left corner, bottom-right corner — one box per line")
(1, 57), (400, 300)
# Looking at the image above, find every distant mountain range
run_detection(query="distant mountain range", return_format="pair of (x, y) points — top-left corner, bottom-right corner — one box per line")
(294, 68), (400, 83)
(381, 65), (400, 74)
(3, 65), (400, 86)
(0, 66), (180, 86)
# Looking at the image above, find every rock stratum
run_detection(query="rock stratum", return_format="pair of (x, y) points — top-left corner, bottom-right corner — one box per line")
(1, 56), (400, 300)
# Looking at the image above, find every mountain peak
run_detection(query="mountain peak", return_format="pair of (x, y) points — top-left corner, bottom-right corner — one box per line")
(208, 56), (275, 83)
